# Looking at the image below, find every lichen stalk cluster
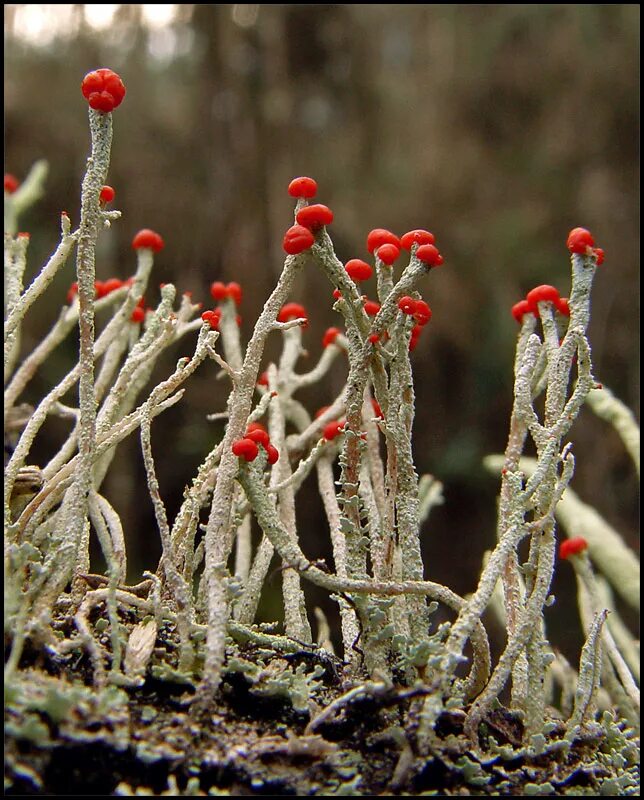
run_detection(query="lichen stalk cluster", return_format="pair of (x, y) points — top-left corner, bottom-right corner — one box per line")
(4, 68), (640, 796)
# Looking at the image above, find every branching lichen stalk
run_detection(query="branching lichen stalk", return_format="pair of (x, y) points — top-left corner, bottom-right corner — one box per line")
(63, 108), (114, 596)
(198, 254), (306, 704)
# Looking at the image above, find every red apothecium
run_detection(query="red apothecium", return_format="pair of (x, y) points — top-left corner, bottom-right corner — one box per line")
(400, 229), (435, 249)
(345, 259), (373, 282)
(416, 243), (444, 267)
(232, 438), (259, 462)
(566, 227), (594, 255)
(132, 229), (165, 253)
(296, 204), (334, 231)
(81, 68), (126, 112)
(559, 537), (588, 560)
(283, 224), (315, 255)
(376, 243), (400, 265)
(366, 228), (400, 253)
(287, 176), (317, 199)
(99, 185), (115, 204)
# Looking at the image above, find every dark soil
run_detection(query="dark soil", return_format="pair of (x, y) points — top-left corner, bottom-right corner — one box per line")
(4, 618), (639, 796)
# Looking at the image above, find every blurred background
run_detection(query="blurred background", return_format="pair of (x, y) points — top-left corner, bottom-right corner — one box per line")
(5, 5), (639, 662)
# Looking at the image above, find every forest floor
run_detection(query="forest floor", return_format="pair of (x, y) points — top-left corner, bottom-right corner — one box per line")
(4, 607), (639, 796)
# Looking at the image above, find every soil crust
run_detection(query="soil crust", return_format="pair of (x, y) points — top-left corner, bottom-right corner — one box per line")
(5, 622), (638, 796)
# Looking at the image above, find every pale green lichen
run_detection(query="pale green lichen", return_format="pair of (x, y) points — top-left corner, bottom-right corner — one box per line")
(224, 654), (326, 714)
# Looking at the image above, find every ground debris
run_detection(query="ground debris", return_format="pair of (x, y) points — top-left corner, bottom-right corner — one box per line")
(5, 635), (640, 796)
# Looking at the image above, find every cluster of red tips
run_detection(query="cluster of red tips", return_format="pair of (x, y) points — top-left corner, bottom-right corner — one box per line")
(566, 227), (604, 265)
(375, 243), (400, 265)
(257, 371), (269, 387)
(322, 327), (342, 348)
(400, 229), (435, 249)
(97, 277), (127, 297)
(283, 176), (332, 254)
(201, 309), (222, 330)
(367, 228), (444, 267)
(4, 174), (20, 194)
(247, 422), (280, 464)
(559, 536), (588, 560)
(397, 296), (432, 350)
(67, 277), (130, 304)
(413, 300), (432, 325)
(296, 203), (334, 232)
(202, 307), (241, 328)
(132, 229), (165, 253)
(81, 68), (126, 113)
(566, 227), (594, 253)
(245, 422), (270, 447)
(512, 285), (570, 323)
(323, 420), (345, 441)
(99, 185), (115, 204)
(283, 224), (315, 255)
(398, 296), (417, 315)
(232, 422), (279, 464)
(366, 229), (400, 253)
(232, 438), (258, 462)
(371, 399), (384, 419)
(277, 302), (309, 326)
(398, 296), (432, 325)
(400, 228), (443, 265)
(345, 259), (373, 282)
(287, 176), (317, 199)
(210, 281), (242, 306)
